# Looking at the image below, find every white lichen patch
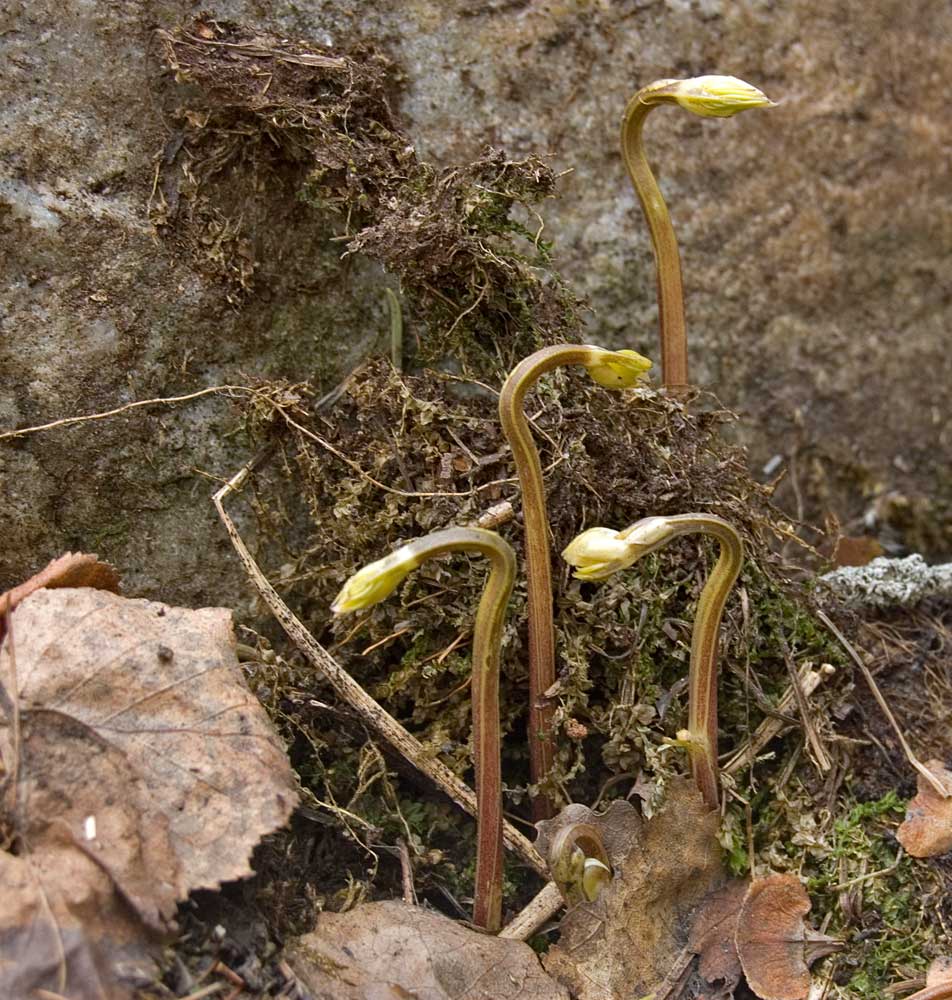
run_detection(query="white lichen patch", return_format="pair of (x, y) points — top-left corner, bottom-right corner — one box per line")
(819, 554), (952, 609)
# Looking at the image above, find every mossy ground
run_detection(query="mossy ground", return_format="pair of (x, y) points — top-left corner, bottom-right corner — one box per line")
(144, 17), (948, 1000)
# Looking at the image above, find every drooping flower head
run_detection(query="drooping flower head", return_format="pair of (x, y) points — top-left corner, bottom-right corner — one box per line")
(670, 75), (774, 119)
(331, 545), (420, 615)
(583, 347), (653, 389)
(562, 517), (672, 581)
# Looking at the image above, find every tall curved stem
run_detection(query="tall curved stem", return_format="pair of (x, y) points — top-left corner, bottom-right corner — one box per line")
(400, 528), (515, 932)
(620, 514), (743, 809)
(621, 82), (690, 393)
(499, 345), (607, 820)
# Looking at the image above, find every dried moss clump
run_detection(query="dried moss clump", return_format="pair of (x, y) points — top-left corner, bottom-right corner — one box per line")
(153, 16), (577, 369)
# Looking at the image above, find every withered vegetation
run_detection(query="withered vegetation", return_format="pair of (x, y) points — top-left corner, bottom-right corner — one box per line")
(148, 17), (949, 999)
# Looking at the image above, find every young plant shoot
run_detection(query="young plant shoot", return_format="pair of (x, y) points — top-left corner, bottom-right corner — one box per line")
(499, 345), (651, 820)
(621, 75), (773, 392)
(332, 527), (516, 933)
(563, 513), (743, 810)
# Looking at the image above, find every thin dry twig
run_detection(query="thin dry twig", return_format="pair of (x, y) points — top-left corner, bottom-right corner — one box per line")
(212, 453), (546, 875)
(816, 609), (949, 798)
(0, 385), (252, 442)
(722, 663), (835, 776)
(778, 639), (832, 773)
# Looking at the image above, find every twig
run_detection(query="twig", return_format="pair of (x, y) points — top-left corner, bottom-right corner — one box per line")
(0, 384), (251, 442)
(815, 609), (949, 798)
(722, 663), (835, 775)
(779, 639), (832, 773)
(212, 455), (546, 876)
(498, 881), (564, 940)
(397, 838), (417, 905)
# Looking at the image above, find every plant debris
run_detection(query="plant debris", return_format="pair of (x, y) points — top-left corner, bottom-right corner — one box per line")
(734, 874), (840, 1000)
(897, 760), (952, 858)
(536, 779), (723, 999)
(0, 587), (297, 997)
(285, 899), (568, 999)
(0, 551), (119, 642)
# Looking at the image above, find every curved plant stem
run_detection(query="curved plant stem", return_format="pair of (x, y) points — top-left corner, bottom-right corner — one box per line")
(618, 514), (743, 808)
(335, 527), (516, 932)
(398, 529), (514, 931)
(499, 345), (615, 820)
(621, 81), (691, 393)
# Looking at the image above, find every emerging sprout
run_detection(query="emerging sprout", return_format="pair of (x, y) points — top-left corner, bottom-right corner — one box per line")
(333, 527), (516, 933)
(621, 75), (774, 391)
(563, 513), (742, 809)
(500, 344), (651, 820)
(548, 821), (613, 907)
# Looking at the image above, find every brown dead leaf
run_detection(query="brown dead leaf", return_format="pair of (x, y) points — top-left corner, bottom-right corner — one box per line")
(540, 778), (724, 1000)
(0, 588), (297, 999)
(897, 759), (952, 858)
(286, 900), (569, 999)
(734, 875), (840, 1000)
(927, 957), (952, 987)
(0, 551), (120, 642)
(689, 879), (750, 989)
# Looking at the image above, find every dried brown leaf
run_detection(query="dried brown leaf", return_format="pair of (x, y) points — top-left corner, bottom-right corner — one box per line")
(541, 778), (724, 1000)
(689, 879), (750, 989)
(897, 759), (952, 858)
(0, 551), (120, 642)
(286, 900), (569, 1000)
(0, 588), (297, 998)
(734, 874), (839, 1000)
(927, 957), (952, 988)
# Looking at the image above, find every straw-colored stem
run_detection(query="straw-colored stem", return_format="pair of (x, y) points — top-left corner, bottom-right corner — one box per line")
(499, 345), (604, 820)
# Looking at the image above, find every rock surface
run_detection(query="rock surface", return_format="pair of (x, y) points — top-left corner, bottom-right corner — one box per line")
(2, 0), (950, 604)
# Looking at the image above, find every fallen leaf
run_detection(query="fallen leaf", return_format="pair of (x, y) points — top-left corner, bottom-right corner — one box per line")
(0, 588), (297, 998)
(539, 778), (724, 1000)
(285, 900), (569, 999)
(734, 874), (839, 1000)
(927, 957), (952, 987)
(689, 879), (750, 990)
(0, 551), (120, 642)
(897, 759), (952, 858)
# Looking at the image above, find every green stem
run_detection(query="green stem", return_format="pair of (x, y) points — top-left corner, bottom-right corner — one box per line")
(399, 528), (515, 932)
(499, 345), (607, 821)
(621, 81), (691, 393)
(619, 514), (743, 809)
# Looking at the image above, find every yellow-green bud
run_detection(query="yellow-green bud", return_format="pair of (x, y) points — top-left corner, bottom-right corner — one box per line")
(584, 347), (652, 389)
(562, 526), (632, 580)
(670, 75), (773, 118)
(331, 545), (419, 615)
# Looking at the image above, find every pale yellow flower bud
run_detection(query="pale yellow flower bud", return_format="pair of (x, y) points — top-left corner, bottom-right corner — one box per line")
(584, 347), (652, 389)
(561, 526), (632, 580)
(671, 75), (773, 118)
(564, 517), (674, 581)
(331, 545), (420, 614)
